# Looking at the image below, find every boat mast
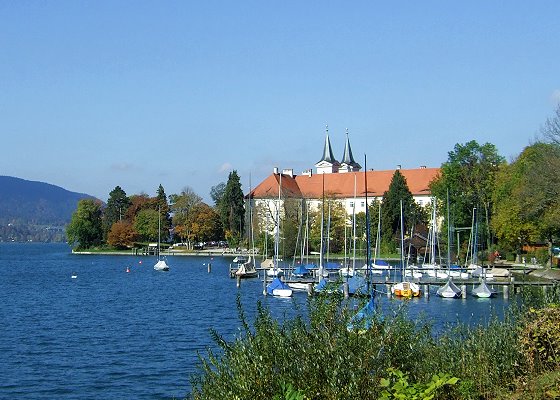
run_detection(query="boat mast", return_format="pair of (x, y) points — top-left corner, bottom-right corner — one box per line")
(352, 173), (357, 275)
(248, 174), (254, 265)
(364, 154), (371, 294)
(158, 205), (161, 261)
(447, 188), (451, 269)
(274, 173), (282, 271)
(318, 172), (325, 281)
(400, 199), (405, 279)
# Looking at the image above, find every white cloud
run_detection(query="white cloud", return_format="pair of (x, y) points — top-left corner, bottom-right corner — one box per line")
(218, 162), (233, 172)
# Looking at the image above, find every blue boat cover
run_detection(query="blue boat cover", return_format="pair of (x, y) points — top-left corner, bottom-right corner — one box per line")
(347, 297), (376, 332)
(315, 278), (340, 294)
(314, 278), (329, 292)
(266, 277), (290, 295)
(325, 261), (340, 270)
(293, 265), (310, 277)
(347, 275), (368, 296)
(373, 259), (389, 266)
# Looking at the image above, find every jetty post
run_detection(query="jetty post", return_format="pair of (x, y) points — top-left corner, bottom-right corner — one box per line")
(503, 285), (509, 299)
(386, 284), (391, 298)
(207, 263), (212, 273)
(461, 285), (467, 299)
(423, 284), (429, 298)
(343, 282), (349, 299)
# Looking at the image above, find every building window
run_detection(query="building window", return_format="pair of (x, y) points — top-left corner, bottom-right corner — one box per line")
(349, 201), (354, 208)
(361, 201), (365, 208)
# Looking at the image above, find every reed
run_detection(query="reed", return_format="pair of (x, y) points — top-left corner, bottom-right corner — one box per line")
(187, 288), (560, 400)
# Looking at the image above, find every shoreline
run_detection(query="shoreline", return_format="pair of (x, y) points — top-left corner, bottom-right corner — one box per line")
(70, 249), (560, 280)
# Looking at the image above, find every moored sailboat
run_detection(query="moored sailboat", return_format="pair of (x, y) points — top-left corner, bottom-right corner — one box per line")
(391, 200), (421, 297)
(436, 277), (462, 298)
(265, 172), (292, 297)
(266, 277), (293, 297)
(471, 279), (497, 298)
(154, 206), (170, 272)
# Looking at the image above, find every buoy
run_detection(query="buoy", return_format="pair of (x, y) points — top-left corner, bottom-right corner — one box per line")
(126, 267), (130, 273)
(139, 261), (142, 264)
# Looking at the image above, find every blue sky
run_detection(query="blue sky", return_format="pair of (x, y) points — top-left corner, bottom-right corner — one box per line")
(1, 1), (559, 203)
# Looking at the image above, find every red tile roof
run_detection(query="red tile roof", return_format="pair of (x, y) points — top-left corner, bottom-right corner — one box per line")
(249, 168), (440, 199)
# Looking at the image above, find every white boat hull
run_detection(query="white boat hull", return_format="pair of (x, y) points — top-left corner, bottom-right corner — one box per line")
(287, 282), (309, 291)
(272, 288), (293, 297)
(154, 260), (169, 271)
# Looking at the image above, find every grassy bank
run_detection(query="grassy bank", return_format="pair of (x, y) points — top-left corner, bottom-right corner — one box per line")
(187, 287), (560, 400)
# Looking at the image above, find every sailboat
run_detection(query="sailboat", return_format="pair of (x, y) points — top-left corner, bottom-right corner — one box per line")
(348, 155), (376, 332)
(371, 203), (389, 274)
(471, 207), (496, 298)
(234, 179), (258, 279)
(436, 277), (462, 298)
(391, 200), (421, 297)
(340, 174), (358, 278)
(234, 256), (258, 278)
(423, 198), (448, 280)
(154, 206), (170, 271)
(436, 193), (462, 298)
(265, 172), (292, 297)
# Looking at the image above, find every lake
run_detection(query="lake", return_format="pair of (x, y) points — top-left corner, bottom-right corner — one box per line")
(0, 243), (515, 399)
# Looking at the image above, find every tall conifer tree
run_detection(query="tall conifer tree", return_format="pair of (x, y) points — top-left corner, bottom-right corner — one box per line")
(219, 171), (245, 245)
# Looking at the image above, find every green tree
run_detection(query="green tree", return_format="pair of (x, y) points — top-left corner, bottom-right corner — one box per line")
(430, 140), (505, 250)
(155, 184), (171, 241)
(66, 199), (103, 250)
(219, 171), (245, 245)
(125, 193), (155, 222)
(189, 203), (223, 243)
(210, 182), (226, 207)
(493, 143), (560, 264)
(281, 198), (303, 260)
(102, 186), (131, 240)
(324, 199), (348, 256)
(381, 170), (424, 251)
(133, 209), (160, 242)
(169, 187), (204, 247)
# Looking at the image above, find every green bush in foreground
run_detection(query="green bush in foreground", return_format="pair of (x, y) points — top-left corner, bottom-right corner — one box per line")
(187, 287), (560, 400)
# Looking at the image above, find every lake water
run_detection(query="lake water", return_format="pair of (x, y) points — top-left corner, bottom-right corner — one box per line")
(0, 243), (516, 399)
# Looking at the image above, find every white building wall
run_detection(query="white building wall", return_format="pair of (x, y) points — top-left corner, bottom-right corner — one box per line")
(252, 194), (433, 232)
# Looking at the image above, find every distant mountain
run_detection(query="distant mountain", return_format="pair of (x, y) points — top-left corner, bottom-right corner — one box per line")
(0, 176), (96, 242)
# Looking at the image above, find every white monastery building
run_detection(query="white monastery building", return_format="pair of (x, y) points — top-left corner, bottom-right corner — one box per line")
(249, 129), (440, 218)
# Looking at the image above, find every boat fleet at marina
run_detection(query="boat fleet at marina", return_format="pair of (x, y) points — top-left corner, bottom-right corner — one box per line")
(229, 164), (504, 301)
(230, 250), (504, 299)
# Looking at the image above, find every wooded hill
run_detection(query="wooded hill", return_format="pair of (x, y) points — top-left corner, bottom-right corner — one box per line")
(0, 176), (95, 242)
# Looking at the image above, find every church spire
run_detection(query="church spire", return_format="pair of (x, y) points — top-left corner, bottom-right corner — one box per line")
(319, 125), (338, 164)
(339, 128), (361, 172)
(315, 125), (340, 174)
